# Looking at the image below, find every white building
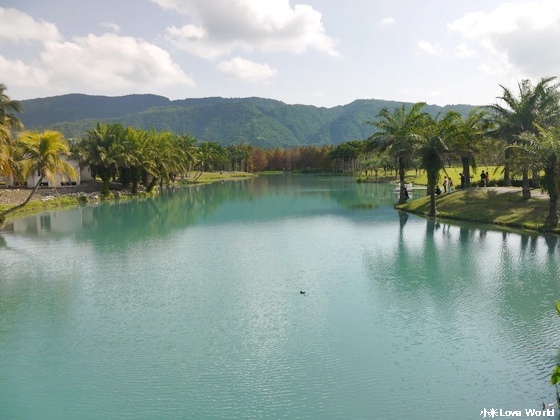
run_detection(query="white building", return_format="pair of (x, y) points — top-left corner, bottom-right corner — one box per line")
(1, 157), (94, 188)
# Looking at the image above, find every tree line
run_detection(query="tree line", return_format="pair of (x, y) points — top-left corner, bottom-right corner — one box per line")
(0, 82), (363, 219)
(3, 77), (560, 227)
(365, 76), (560, 229)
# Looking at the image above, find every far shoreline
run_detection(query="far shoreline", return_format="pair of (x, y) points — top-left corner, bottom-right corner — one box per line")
(3, 175), (558, 237)
(0, 171), (256, 226)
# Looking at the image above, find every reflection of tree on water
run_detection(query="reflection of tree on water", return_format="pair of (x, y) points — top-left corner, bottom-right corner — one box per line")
(398, 211), (408, 231)
(332, 182), (397, 210)
(6, 176), (403, 250)
(78, 184), (228, 248)
(544, 234), (558, 254)
(364, 217), (560, 360)
(73, 176), (368, 247)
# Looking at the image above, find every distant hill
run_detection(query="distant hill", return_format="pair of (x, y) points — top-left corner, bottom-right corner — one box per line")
(16, 94), (476, 148)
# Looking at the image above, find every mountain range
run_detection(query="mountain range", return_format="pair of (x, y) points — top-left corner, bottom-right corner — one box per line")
(16, 94), (476, 148)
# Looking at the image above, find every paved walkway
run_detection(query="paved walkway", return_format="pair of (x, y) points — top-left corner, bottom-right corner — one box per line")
(479, 186), (548, 200)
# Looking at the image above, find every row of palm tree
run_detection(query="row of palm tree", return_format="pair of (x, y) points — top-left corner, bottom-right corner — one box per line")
(76, 123), (204, 195)
(0, 81), (345, 221)
(4, 77), (560, 227)
(1, 84), (82, 219)
(365, 76), (560, 228)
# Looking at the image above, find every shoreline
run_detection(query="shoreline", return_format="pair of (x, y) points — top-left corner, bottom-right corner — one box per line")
(396, 186), (560, 235)
(0, 172), (256, 225)
(3, 177), (557, 236)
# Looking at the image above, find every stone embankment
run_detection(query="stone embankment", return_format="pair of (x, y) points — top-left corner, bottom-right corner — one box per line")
(0, 182), (120, 206)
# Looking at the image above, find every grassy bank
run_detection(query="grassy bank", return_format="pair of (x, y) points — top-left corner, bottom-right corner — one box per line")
(0, 190), (157, 225)
(396, 187), (560, 234)
(177, 171), (256, 185)
(0, 171), (255, 225)
(358, 166), (502, 186)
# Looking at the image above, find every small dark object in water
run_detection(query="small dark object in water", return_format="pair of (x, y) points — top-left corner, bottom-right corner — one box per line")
(300, 291), (306, 295)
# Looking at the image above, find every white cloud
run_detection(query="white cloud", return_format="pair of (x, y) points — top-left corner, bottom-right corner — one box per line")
(217, 57), (277, 82)
(0, 55), (51, 89)
(154, 0), (338, 59)
(448, 0), (560, 77)
(416, 40), (443, 57)
(40, 33), (195, 92)
(0, 8), (195, 98)
(380, 17), (395, 26)
(101, 22), (121, 33)
(0, 7), (61, 44)
(455, 42), (475, 59)
(166, 24), (226, 59)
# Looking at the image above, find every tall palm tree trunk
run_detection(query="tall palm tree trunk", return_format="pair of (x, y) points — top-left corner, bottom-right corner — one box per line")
(503, 149), (512, 186)
(522, 168), (531, 199)
(0, 175), (44, 219)
(461, 156), (471, 188)
(428, 191), (437, 217)
(546, 194), (558, 229)
(545, 156), (559, 229)
(146, 177), (158, 192)
(101, 176), (111, 196)
(426, 173), (438, 217)
(398, 156), (407, 204)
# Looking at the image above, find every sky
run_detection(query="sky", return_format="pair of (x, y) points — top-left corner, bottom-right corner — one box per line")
(1, 0), (560, 108)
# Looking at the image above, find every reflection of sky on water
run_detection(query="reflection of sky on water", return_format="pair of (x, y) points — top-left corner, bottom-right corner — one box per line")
(1, 176), (560, 418)
(363, 215), (560, 411)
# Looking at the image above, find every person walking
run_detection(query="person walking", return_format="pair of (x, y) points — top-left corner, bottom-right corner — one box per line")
(480, 171), (486, 187)
(459, 173), (465, 190)
(443, 176), (448, 193)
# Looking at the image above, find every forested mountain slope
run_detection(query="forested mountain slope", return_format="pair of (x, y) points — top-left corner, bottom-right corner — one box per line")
(17, 94), (475, 147)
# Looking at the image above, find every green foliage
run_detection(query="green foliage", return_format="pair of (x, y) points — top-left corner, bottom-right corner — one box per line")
(397, 187), (555, 232)
(551, 365), (560, 385)
(552, 300), (560, 385)
(367, 102), (430, 204)
(17, 95), (475, 149)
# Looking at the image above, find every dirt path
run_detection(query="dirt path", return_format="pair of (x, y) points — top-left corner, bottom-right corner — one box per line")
(485, 186), (548, 200)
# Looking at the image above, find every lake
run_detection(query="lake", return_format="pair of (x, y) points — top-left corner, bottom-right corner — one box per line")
(1, 175), (559, 419)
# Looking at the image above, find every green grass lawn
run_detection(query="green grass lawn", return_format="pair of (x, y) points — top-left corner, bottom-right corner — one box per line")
(361, 166), (503, 186)
(177, 171), (256, 185)
(396, 187), (558, 234)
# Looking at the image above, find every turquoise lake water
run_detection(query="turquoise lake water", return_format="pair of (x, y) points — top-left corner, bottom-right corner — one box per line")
(1, 175), (560, 419)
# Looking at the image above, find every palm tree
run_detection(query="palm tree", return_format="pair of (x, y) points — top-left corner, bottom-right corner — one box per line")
(0, 130), (77, 220)
(150, 130), (183, 190)
(0, 83), (23, 133)
(488, 77), (560, 190)
(367, 102), (428, 204)
(173, 134), (198, 178)
(448, 108), (492, 188)
(193, 142), (228, 179)
(77, 123), (127, 196)
(516, 127), (560, 229)
(227, 145), (251, 172)
(0, 84), (24, 182)
(362, 154), (391, 181)
(417, 112), (455, 216)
